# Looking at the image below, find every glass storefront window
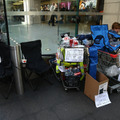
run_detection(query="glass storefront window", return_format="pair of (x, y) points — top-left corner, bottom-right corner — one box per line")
(4, 0), (105, 54)
(0, 0), (8, 44)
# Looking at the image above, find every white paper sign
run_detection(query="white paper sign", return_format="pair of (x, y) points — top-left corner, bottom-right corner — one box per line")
(65, 48), (84, 62)
(95, 92), (111, 108)
(98, 82), (108, 94)
(118, 68), (120, 81)
(58, 66), (66, 72)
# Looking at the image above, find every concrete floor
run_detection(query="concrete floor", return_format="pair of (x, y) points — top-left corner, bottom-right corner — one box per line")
(1, 22), (120, 120)
(0, 69), (120, 120)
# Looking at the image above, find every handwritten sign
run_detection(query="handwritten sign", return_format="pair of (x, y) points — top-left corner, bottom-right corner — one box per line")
(95, 92), (111, 108)
(65, 48), (84, 62)
(98, 82), (108, 94)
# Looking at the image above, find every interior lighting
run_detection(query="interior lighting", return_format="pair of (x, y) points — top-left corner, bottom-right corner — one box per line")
(45, 48), (51, 51)
(19, 1), (23, 2)
(13, 2), (22, 5)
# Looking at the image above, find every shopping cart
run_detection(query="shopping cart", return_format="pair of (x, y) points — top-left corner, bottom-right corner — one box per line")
(56, 46), (89, 91)
(97, 50), (120, 93)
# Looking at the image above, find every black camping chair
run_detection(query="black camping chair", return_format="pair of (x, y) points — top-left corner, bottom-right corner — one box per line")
(20, 40), (52, 91)
(0, 41), (14, 99)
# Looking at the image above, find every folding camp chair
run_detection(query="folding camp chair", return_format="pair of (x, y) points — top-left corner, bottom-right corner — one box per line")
(20, 40), (52, 91)
(0, 41), (14, 99)
(91, 24), (120, 53)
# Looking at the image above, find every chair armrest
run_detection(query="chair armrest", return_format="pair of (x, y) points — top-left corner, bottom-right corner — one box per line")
(109, 31), (120, 38)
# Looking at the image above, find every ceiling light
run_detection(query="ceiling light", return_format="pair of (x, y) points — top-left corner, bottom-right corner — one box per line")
(45, 48), (51, 51)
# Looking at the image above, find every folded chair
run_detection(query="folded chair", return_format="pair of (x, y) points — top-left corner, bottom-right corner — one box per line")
(89, 24), (120, 79)
(0, 41), (14, 99)
(91, 24), (120, 53)
(20, 40), (52, 91)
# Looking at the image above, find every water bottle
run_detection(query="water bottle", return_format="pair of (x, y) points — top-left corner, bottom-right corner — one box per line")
(77, 66), (80, 77)
(65, 68), (69, 76)
(73, 67), (77, 76)
(74, 66), (80, 76)
(77, 66), (80, 72)
(69, 67), (74, 76)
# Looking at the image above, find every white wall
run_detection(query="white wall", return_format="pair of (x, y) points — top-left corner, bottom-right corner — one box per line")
(103, 0), (120, 29)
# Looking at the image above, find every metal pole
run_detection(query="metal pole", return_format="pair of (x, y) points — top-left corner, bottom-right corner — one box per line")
(75, 0), (79, 37)
(57, 2), (60, 44)
(3, 0), (10, 45)
(10, 45), (24, 95)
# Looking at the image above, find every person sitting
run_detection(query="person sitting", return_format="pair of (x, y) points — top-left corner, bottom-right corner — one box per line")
(108, 22), (120, 42)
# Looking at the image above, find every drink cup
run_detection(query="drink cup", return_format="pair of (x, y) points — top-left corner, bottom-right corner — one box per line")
(70, 39), (73, 47)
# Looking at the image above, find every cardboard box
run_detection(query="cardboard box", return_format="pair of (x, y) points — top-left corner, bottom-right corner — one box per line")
(84, 72), (109, 101)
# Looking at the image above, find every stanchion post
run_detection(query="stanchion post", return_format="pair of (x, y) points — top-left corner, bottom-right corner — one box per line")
(10, 45), (24, 95)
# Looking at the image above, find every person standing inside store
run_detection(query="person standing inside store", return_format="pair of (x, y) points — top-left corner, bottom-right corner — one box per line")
(48, 3), (56, 26)
(108, 22), (120, 42)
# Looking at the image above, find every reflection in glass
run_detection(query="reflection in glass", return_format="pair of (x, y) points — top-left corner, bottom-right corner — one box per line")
(4, 0), (105, 54)
(79, 0), (97, 11)
(0, 1), (8, 44)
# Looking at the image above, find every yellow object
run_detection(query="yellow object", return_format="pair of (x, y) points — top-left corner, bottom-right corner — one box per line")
(56, 59), (61, 73)
(56, 47), (85, 81)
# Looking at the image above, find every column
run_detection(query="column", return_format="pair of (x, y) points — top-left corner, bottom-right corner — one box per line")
(23, 0), (33, 24)
(103, 0), (120, 29)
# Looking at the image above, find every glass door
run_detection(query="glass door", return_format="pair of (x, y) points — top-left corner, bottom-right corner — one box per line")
(0, 0), (9, 44)
(3, 0), (105, 54)
(5, 0), (59, 54)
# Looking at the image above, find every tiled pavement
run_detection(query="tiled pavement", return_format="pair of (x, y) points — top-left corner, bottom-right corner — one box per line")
(0, 73), (120, 120)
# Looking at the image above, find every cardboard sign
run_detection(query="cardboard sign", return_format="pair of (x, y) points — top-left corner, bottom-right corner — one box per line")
(98, 82), (108, 94)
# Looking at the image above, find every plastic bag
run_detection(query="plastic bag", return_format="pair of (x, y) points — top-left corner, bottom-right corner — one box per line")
(105, 65), (119, 77)
(56, 47), (63, 60)
(82, 39), (91, 46)
(62, 34), (70, 41)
